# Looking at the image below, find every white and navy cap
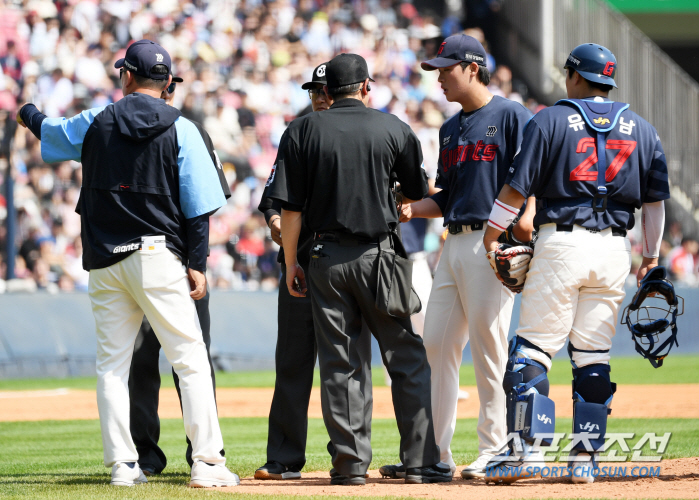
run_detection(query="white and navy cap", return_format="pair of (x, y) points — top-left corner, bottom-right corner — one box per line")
(115, 39), (172, 80)
(421, 34), (487, 71)
(301, 62), (330, 89)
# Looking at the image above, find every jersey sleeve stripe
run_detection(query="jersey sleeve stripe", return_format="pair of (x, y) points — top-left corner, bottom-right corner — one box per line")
(488, 220), (507, 231)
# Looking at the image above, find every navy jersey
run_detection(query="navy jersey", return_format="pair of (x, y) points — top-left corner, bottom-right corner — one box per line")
(505, 97), (670, 231)
(431, 96), (531, 225)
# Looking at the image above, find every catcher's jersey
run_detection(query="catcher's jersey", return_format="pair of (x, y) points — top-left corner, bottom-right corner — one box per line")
(432, 96), (531, 226)
(506, 97), (670, 231)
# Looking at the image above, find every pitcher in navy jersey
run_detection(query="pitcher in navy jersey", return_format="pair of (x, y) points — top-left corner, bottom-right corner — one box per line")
(380, 34), (533, 481)
(482, 43), (670, 484)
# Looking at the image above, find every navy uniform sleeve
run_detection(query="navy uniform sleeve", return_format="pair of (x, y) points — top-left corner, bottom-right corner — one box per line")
(643, 132), (670, 203)
(394, 128), (428, 201)
(267, 130), (305, 212)
(190, 120), (231, 200)
(505, 118), (549, 198)
(509, 106), (532, 162)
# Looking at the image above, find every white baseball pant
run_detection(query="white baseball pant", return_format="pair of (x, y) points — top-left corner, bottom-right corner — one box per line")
(423, 230), (514, 468)
(514, 224), (631, 370)
(89, 245), (225, 467)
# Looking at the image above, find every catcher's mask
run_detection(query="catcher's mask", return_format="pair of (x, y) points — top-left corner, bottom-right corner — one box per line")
(621, 266), (683, 368)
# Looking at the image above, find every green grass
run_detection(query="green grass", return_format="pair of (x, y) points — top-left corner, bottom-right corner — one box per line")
(0, 416), (697, 499)
(1, 355), (697, 391)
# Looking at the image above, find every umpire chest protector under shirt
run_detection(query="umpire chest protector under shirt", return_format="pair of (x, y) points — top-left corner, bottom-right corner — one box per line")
(267, 98), (428, 239)
(39, 93), (227, 270)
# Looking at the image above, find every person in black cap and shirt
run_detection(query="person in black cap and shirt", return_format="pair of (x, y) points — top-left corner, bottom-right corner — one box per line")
(380, 33), (533, 480)
(256, 64), (372, 481)
(16, 39), (239, 488)
(267, 53), (451, 485)
(127, 73), (232, 477)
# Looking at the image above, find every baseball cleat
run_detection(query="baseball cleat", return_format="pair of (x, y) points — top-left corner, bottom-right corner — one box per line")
(110, 462), (147, 486)
(405, 463), (453, 484)
(460, 454), (494, 479)
(254, 461), (301, 480)
(379, 463), (405, 479)
(483, 448), (545, 484)
(569, 451), (596, 484)
(189, 461), (240, 487)
(330, 473), (366, 485)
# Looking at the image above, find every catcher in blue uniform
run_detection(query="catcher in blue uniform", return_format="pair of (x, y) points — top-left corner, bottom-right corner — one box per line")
(482, 43), (670, 484)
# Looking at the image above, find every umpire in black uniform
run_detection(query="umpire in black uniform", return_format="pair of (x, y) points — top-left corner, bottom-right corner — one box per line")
(255, 63), (371, 480)
(267, 53), (450, 485)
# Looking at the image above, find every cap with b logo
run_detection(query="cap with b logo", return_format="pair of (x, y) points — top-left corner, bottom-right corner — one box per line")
(301, 62), (330, 89)
(421, 34), (487, 71)
(114, 39), (172, 80)
(325, 53), (375, 88)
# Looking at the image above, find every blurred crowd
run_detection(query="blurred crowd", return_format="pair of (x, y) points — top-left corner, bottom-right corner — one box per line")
(0, 0), (694, 293)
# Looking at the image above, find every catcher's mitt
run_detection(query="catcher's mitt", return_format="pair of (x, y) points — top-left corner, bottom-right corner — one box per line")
(486, 243), (534, 293)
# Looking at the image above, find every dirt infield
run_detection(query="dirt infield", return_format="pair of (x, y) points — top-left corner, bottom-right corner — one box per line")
(1, 384), (697, 498)
(1, 384), (697, 421)
(229, 458), (699, 499)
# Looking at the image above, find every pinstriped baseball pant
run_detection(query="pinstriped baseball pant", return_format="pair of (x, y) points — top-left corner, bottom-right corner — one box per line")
(423, 230), (514, 468)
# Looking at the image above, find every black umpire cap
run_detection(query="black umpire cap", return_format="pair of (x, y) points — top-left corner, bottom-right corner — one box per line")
(421, 34), (487, 71)
(115, 39), (172, 80)
(326, 53), (375, 88)
(301, 62), (329, 89)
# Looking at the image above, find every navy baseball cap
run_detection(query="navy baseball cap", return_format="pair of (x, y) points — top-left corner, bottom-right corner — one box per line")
(301, 62), (329, 89)
(114, 39), (172, 80)
(421, 34), (487, 71)
(326, 53), (375, 88)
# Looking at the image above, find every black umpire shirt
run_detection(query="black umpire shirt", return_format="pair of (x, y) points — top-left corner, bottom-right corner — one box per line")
(267, 98), (428, 238)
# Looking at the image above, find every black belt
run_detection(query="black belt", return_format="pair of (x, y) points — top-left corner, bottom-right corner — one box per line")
(447, 222), (486, 235)
(314, 231), (377, 246)
(555, 224), (627, 237)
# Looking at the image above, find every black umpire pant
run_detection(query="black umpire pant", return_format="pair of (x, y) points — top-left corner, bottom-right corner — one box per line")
(308, 236), (440, 475)
(266, 264), (372, 470)
(128, 289), (219, 473)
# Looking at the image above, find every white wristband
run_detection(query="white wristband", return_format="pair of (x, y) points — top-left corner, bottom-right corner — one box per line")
(488, 200), (520, 231)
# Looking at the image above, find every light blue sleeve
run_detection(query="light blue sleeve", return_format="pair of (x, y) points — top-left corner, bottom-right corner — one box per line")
(174, 117), (227, 219)
(40, 105), (109, 163)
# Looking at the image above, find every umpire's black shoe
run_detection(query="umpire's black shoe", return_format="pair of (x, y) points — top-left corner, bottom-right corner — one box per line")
(330, 468), (369, 479)
(405, 463), (453, 484)
(379, 463), (405, 479)
(330, 473), (366, 486)
(254, 461), (301, 480)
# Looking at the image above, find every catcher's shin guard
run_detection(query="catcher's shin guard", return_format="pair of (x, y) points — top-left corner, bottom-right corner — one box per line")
(571, 362), (616, 452)
(504, 337), (555, 447)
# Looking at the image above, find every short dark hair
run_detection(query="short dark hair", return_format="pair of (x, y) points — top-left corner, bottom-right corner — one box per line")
(326, 82), (363, 98)
(133, 64), (169, 91)
(460, 61), (490, 85)
(566, 67), (612, 93)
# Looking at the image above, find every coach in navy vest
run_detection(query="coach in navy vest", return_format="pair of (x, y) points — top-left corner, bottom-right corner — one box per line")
(17, 39), (238, 488)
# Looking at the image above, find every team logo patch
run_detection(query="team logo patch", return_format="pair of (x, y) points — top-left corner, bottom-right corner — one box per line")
(265, 164), (277, 187)
(486, 126), (497, 137)
(316, 64), (326, 77)
(437, 42), (446, 55)
(603, 61), (615, 77)
(442, 135), (452, 146)
(593, 117), (610, 125)
(156, 53), (163, 62)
